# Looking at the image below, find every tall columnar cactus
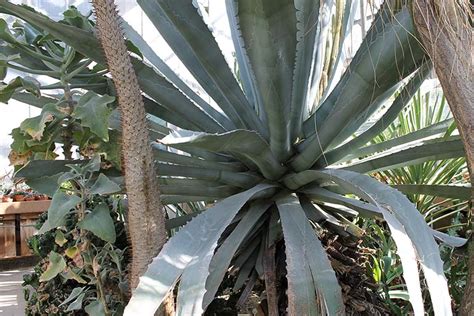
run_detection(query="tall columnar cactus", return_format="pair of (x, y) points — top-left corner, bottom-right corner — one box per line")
(90, 0), (166, 290)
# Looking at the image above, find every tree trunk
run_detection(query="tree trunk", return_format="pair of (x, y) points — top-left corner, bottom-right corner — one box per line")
(412, 1), (473, 314)
(91, 0), (167, 293)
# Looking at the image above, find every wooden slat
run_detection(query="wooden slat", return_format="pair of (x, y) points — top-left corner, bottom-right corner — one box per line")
(0, 200), (51, 215)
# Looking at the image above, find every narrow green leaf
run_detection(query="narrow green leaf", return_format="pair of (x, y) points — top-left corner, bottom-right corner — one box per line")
(120, 19), (234, 131)
(294, 7), (426, 171)
(153, 146), (245, 172)
(323, 62), (433, 165)
(343, 136), (465, 173)
(393, 184), (471, 200)
(289, 0), (321, 140)
(156, 163), (261, 189)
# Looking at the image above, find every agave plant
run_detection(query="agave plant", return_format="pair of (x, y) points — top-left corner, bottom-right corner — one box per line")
(0, 0), (469, 315)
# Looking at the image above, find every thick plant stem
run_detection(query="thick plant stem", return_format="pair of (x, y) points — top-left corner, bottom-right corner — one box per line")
(263, 244), (279, 316)
(91, 0), (167, 294)
(412, 1), (473, 314)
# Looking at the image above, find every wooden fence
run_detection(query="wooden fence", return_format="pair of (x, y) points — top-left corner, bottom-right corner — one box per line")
(0, 200), (50, 259)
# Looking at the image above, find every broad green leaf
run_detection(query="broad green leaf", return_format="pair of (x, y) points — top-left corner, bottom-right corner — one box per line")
(85, 300), (106, 316)
(277, 194), (345, 315)
(82, 155), (102, 173)
(89, 173), (121, 195)
(16, 159), (77, 179)
(124, 183), (276, 316)
(65, 246), (80, 259)
(39, 251), (66, 282)
(62, 269), (87, 284)
(73, 92), (114, 141)
(54, 230), (68, 247)
(26, 173), (61, 196)
(66, 293), (85, 312)
(59, 287), (85, 307)
(202, 201), (271, 309)
(161, 129), (285, 180)
(12, 92), (59, 109)
(20, 111), (54, 141)
(78, 204), (116, 243)
(0, 76), (40, 102)
(39, 191), (82, 234)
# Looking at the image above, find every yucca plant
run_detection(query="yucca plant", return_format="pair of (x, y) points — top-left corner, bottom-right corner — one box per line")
(372, 89), (470, 228)
(0, 0), (469, 315)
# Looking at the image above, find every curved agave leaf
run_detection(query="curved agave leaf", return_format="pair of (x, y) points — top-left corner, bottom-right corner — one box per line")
(334, 118), (454, 164)
(120, 19), (235, 131)
(202, 201), (271, 310)
(277, 194), (345, 315)
(290, 0), (321, 140)
(323, 62), (433, 165)
(225, 0), (263, 118)
(234, 0), (297, 161)
(124, 183), (276, 316)
(153, 145), (245, 172)
(137, 0), (266, 137)
(283, 169), (452, 315)
(160, 129), (286, 180)
(374, 204), (424, 315)
(156, 163), (261, 189)
(293, 7), (426, 171)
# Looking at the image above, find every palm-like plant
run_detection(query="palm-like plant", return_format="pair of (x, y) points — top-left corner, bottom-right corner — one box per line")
(0, 0), (469, 315)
